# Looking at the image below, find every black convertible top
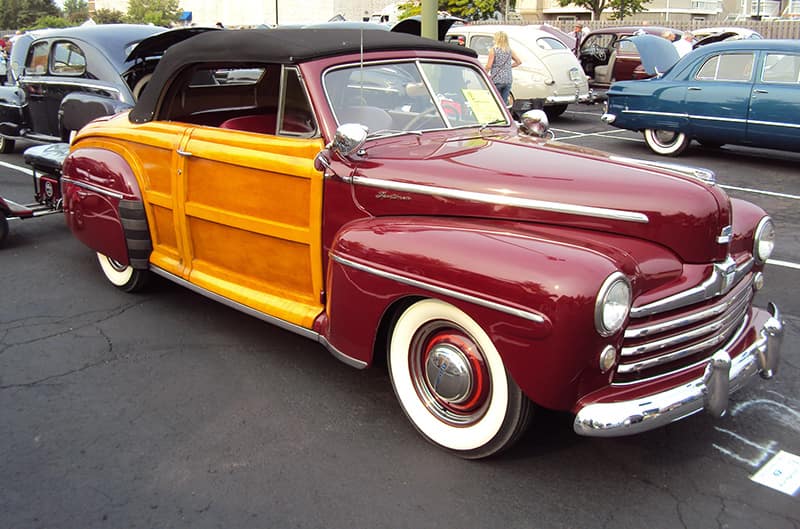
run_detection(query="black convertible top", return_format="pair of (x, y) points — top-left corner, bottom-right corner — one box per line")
(130, 28), (477, 123)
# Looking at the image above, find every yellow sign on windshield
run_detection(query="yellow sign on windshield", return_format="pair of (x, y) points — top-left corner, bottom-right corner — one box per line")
(462, 89), (502, 123)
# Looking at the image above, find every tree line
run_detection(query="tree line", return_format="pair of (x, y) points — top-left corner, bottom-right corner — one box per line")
(397, 0), (648, 23)
(0, 0), (183, 30)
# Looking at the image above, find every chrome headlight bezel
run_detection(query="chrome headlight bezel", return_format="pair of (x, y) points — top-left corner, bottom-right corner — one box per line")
(753, 216), (776, 265)
(595, 272), (632, 337)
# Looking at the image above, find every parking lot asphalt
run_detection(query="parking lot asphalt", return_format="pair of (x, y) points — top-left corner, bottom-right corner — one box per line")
(1, 106), (799, 529)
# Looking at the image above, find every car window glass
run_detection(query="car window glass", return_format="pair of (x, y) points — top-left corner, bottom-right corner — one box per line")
(25, 42), (49, 75)
(696, 53), (754, 81)
(716, 53), (754, 81)
(536, 37), (567, 50)
(762, 53), (800, 83)
(581, 34), (613, 52)
(617, 40), (638, 54)
(324, 61), (506, 134)
(469, 35), (493, 56)
(278, 67), (317, 136)
(51, 41), (86, 75)
(159, 63), (281, 130)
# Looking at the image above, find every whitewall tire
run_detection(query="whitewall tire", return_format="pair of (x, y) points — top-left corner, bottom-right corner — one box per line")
(643, 128), (690, 156)
(97, 252), (149, 292)
(388, 299), (532, 459)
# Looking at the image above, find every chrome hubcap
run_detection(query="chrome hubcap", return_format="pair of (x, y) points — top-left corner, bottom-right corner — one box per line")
(424, 343), (472, 404)
(409, 322), (490, 426)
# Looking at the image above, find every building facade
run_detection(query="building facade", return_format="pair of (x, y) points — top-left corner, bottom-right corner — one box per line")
(516, 0), (800, 21)
(89, 0), (399, 26)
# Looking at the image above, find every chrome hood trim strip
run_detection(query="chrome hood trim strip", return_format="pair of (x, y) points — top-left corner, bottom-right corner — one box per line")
(609, 155), (716, 185)
(350, 175), (650, 224)
(631, 257), (753, 318)
(332, 254), (546, 324)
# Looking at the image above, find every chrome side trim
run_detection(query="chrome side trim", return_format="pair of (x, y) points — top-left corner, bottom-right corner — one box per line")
(747, 119), (800, 129)
(350, 175), (650, 224)
(621, 109), (688, 118)
(624, 277), (751, 339)
(319, 336), (368, 369)
(574, 305), (783, 437)
(630, 257), (753, 318)
(332, 254), (546, 324)
(20, 78), (124, 100)
(61, 176), (125, 200)
(688, 114), (747, 124)
(617, 109), (800, 129)
(148, 266), (367, 369)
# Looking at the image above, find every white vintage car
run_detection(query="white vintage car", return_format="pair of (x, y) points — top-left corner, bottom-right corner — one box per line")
(446, 24), (591, 119)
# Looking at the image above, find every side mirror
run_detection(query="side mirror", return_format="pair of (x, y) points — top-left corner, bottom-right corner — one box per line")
(329, 123), (367, 158)
(519, 109), (552, 139)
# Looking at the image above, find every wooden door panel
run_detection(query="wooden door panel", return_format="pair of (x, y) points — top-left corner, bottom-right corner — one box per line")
(181, 127), (325, 328)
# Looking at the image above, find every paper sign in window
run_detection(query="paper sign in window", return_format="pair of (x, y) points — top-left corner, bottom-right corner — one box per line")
(462, 89), (501, 123)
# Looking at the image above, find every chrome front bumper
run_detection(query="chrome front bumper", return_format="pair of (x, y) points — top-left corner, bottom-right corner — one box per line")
(573, 303), (783, 437)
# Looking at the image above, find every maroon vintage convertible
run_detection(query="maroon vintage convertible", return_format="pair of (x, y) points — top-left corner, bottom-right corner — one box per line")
(56, 29), (783, 458)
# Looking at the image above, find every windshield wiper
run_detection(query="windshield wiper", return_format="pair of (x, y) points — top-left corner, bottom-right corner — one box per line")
(366, 129), (423, 139)
(479, 119), (506, 132)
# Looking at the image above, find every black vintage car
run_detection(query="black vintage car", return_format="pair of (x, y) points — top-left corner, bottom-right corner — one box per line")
(0, 24), (213, 153)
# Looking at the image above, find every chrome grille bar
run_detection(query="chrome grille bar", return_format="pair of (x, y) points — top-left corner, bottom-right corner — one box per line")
(624, 277), (752, 339)
(622, 286), (752, 357)
(618, 312), (750, 374)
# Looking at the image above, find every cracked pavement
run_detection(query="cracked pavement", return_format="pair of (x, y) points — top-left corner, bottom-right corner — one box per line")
(2, 111), (800, 528)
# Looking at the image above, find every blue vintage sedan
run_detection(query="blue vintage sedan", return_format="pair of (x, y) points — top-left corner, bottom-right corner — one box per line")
(602, 36), (800, 156)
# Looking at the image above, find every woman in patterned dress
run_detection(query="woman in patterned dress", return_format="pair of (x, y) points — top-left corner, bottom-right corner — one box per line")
(485, 31), (521, 106)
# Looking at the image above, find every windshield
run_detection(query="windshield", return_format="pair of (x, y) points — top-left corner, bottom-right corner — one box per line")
(323, 60), (508, 136)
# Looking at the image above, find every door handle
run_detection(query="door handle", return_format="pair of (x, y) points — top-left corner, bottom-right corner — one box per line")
(688, 86), (702, 91)
(753, 89), (769, 94)
(176, 149), (192, 157)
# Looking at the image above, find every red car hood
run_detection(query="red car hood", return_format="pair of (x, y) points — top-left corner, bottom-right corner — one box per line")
(350, 131), (731, 264)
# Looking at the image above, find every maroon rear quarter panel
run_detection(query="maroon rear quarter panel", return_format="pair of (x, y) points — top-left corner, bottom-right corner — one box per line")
(62, 148), (143, 265)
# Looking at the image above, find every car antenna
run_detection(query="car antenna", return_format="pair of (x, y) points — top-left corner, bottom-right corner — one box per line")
(359, 28), (364, 105)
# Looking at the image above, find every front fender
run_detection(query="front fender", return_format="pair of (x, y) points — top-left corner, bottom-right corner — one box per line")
(62, 147), (150, 268)
(324, 216), (639, 411)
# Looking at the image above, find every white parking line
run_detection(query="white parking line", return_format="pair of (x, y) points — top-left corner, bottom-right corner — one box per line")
(0, 160), (34, 175)
(768, 259), (800, 271)
(719, 184), (800, 201)
(555, 130), (640, 141)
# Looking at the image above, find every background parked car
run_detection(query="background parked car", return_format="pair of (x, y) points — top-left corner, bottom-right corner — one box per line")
(579, 26), (683, 89)
(447, 24), (590, 119)
(0, 25), (212, 153)
(603, 36), (800, 156)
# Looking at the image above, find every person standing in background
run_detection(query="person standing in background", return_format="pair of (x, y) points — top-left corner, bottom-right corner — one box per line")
(485, 31), (521, 106)
(572, 23), (583, 56)
(673, 32), (694, 57)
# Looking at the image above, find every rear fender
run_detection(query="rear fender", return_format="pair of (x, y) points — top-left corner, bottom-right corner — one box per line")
(59, 93), (133, 138)
(0, 86), (26, 137)
(62, 147), (150, 268)
(324, 216), (629, 410)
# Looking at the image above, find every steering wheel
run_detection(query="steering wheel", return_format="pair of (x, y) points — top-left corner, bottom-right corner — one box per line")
(589, 44), (607, 62)
(404, 106), (441, 131)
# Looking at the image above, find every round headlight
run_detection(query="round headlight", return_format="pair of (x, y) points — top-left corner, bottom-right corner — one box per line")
(595, 273), (632, 337)
(754, 217), (776, 264)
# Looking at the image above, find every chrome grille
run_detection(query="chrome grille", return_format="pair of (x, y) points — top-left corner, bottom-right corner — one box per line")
(615, 273), (753, 384)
